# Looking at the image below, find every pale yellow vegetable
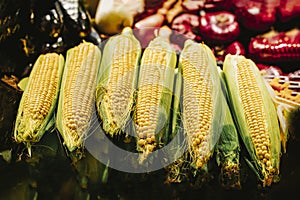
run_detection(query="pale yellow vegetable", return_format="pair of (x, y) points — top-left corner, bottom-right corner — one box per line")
(96, 27), (142, 136)
(14, 53), (64, 150)
(179, 40), (225, 169)
(223, 54), (281, 187)
(56, 42), (101, 152)
(135, 27), (177, 162)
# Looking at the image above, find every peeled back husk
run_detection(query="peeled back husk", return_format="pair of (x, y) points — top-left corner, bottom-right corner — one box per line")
(14, 53), (64, 152)
(56, 42), (101, 152)
(223, 54), (281, 187)
(96, 27), (142, 137)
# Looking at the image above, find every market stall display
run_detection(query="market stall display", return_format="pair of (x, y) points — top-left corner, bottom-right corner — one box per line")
(0, 0), (300, 199)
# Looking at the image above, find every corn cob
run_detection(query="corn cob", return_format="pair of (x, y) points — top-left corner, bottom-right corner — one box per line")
(96, 27), (141, 137)
(165, 40), (226, 185)
(248, 28), (300, 63)
(223, 54), (281, 187)
(14, 53), (64, 148)
(215, 68), (241, 189)
(56, 42), (101, 152)
(179, 40), (225, 170)
(134, 27), (177, 162)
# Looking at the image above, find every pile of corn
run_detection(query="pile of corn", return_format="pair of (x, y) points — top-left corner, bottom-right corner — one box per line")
(13, 27), (284, 188)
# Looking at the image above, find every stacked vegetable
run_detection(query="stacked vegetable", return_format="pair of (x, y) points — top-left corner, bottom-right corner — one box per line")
(0, 0), (299, 198)
(10, 24), (293, 190)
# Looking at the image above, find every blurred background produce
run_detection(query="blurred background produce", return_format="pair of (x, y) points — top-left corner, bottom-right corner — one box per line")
(1, 0), (300, 199)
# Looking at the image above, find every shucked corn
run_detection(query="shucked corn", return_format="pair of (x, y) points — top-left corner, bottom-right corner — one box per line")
(96, 27), (141, 137)
(179, 40), (225, 169)
(14, 53), (64, 148)
(165, 40), (226, 184)
(56, 42), (101, 152)
(223, 54), (281, 187)
(135, 27), (177, 162)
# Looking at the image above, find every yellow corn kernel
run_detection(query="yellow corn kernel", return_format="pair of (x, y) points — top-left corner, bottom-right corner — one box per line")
(14, 53), (64, 145)
(96, 27), (141, 136)
(56, 42), (101, 152)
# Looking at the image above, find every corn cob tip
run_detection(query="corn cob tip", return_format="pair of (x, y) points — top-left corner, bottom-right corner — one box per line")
(137, 134), (157, 163)
(154, 25), (172, 42)
(138, 143), (156, 164)
(122, 26), (133, 34)
(262, 170), (280, 187)
(194, 155), (211, 169)
(183, 39), (195, 47)
(220, 161), (241, 189)
(15, 119), (42, 143)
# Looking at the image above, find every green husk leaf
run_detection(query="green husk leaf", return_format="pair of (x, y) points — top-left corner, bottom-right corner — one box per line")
(17, 77), (29, 91)
(164, 64), (187, 184)
(215, 68), (241, 189)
